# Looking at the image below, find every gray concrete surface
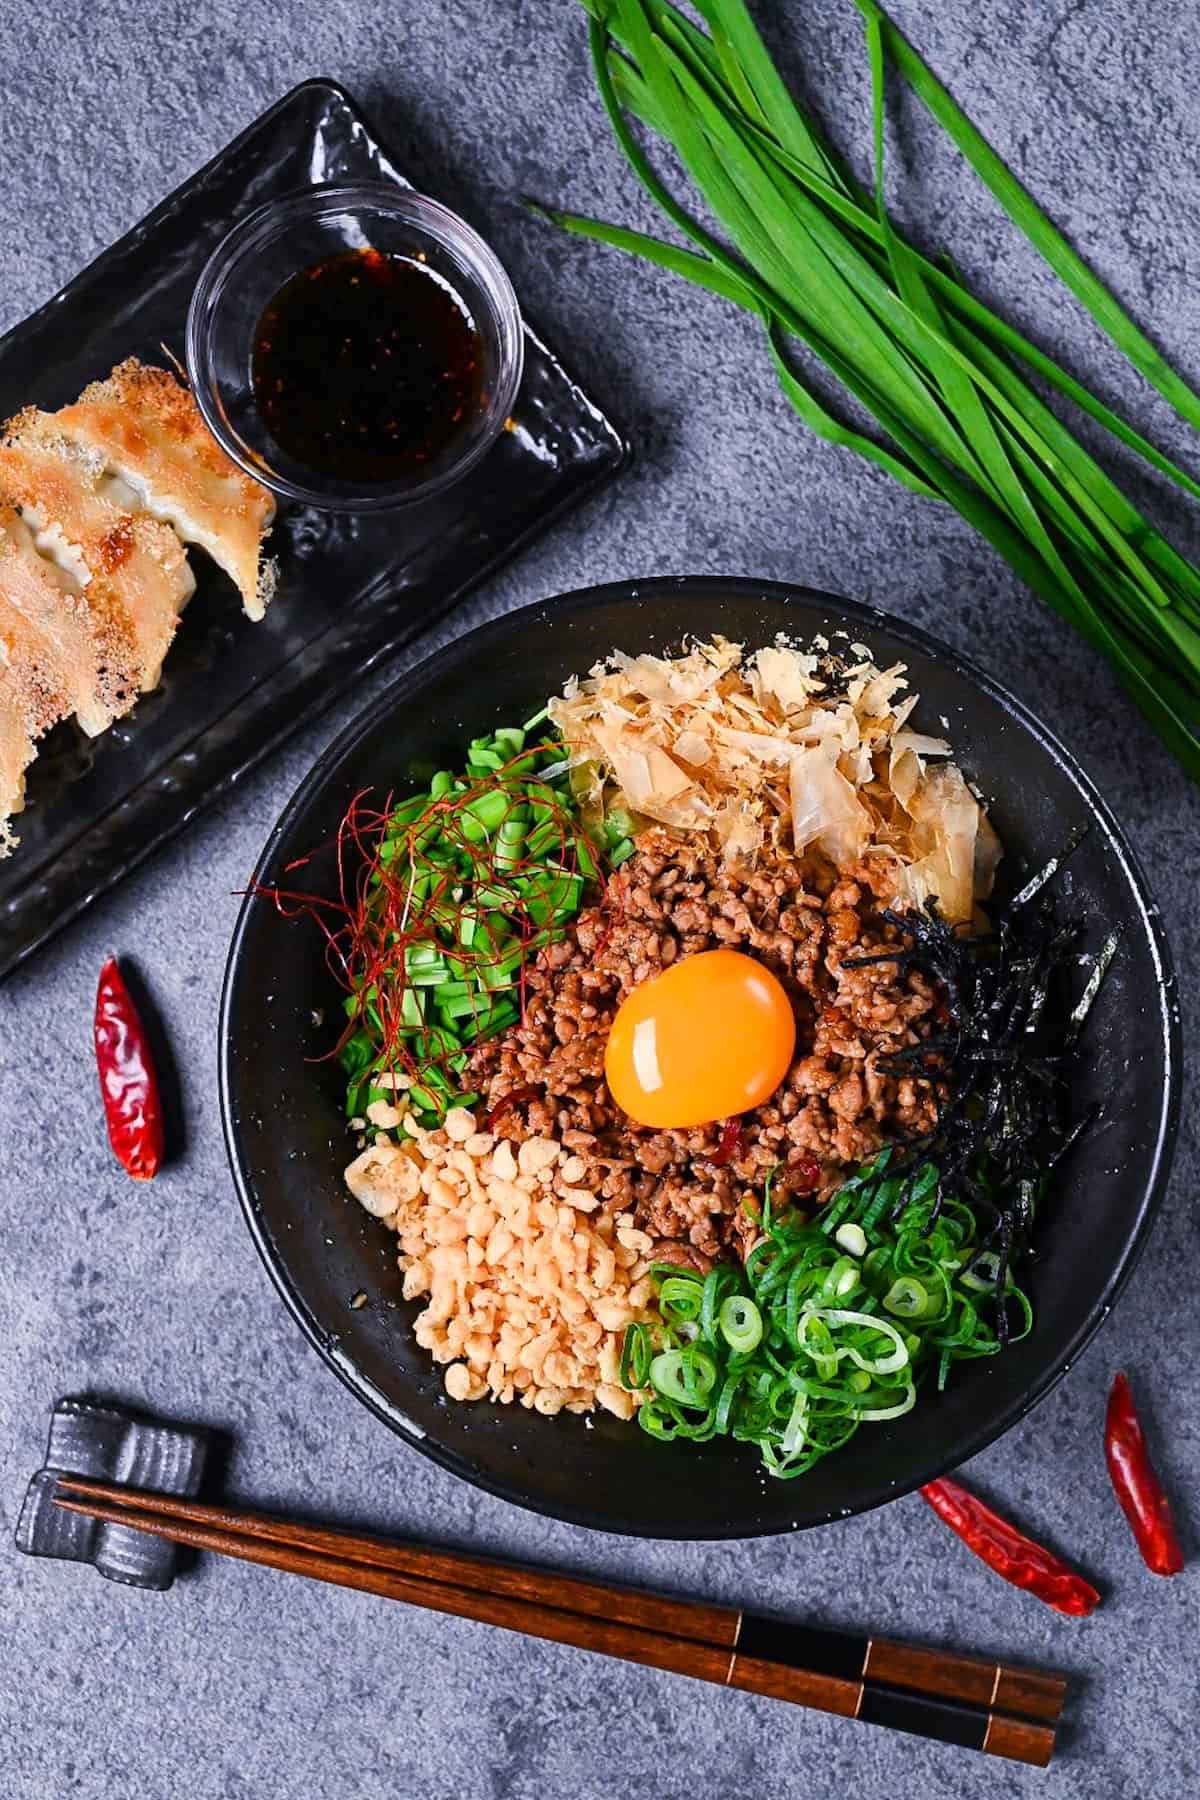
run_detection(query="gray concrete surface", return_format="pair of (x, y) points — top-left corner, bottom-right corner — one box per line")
(2, 2), (1198, 1796)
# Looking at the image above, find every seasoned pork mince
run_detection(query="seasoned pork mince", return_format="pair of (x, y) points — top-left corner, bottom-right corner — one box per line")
(474, 827), (942, 1263)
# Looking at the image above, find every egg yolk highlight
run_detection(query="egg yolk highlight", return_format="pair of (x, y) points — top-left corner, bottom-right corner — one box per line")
(604, 948), (797, 1129)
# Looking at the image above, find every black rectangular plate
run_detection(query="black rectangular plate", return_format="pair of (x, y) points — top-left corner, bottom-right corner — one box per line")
(0, 78), (627, 981)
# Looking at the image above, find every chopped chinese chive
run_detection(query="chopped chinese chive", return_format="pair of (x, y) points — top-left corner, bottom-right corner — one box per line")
(399, 988), (425, 1028)
(338, 718), (618, 1125)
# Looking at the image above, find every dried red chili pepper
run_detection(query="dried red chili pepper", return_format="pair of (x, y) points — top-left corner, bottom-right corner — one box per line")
(94, 957), (164, 1181)
(1104, 1372), (1184, 1576)
(921, 1477), (1100, 1617)
(711, 1117), (743, 1167)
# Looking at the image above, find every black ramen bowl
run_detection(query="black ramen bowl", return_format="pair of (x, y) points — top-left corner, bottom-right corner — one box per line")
(219, 578), (1180, 1536)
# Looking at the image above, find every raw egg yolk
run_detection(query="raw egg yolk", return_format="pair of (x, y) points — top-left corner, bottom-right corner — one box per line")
(604, 948), (796, 1129)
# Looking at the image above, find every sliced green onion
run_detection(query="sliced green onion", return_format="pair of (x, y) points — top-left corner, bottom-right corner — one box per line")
(960, 1251), (1003, 1291)
(658, 1274), (705, 1322)
(719, 1294), (763, 1354)
(797, 1311), (839, 1381)
(780, 1389), (809, 1457)
(700, 1266), (740, 1341)
(627, 1150), (1034, 1483)
(821, 1310), (910, 1375)
(858, 1382), (917, 1423)
(648, 1348), (719, 1407)
(821, 1256), (861, 1302)
(884, 1276), (933, 1318)
(834, 1222), (868, 1257)
(620, 1322), (652, 1389)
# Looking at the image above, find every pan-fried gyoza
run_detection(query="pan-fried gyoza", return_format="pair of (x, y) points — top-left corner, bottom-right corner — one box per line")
(0, 358), (276, 852)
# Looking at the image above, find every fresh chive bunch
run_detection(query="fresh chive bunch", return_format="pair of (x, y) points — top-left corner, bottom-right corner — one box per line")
(338, 719), (598, 1126)
(622, 1164), (1030, 1478)
(543, 0), (1200, 779)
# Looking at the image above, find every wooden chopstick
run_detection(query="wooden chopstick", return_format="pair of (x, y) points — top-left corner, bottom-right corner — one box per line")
(55, 1475), (1065, 1724)
(53, 1479), (1058, 1767)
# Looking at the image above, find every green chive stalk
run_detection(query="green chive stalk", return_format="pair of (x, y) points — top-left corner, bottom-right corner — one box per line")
(541, 0), (1200, 780)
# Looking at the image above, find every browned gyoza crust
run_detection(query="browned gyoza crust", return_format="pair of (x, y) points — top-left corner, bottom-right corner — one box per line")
(474, 826), (943, 1266)
(49, 359), (277, 619)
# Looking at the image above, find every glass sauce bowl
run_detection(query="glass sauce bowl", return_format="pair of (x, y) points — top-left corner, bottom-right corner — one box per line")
(186, 184), (524, 511)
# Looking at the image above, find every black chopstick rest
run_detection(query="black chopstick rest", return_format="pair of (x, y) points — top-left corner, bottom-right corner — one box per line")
(15, 1397), (210, 1591)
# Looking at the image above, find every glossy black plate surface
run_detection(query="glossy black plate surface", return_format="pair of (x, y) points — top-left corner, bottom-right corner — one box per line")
(220, 579), (1180, 1537)
(0, 79), (626, 981)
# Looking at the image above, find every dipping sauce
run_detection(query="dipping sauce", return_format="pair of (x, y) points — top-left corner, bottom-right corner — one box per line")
(251, 247), (484, 484)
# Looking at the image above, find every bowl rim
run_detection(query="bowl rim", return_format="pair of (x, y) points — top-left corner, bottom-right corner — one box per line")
(186, 181), (525, 512)
(219, 575), (1182, 1536)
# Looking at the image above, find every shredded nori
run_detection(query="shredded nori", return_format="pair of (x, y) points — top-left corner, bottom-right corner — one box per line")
(842, 839), (1119, 1342)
